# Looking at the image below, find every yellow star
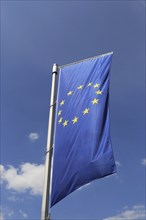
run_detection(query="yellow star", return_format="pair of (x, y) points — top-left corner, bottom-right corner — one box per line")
(87, 82), (92, 87)
(77, 85), (83, 90)
(63, 120), (68, 127)
(67, 91), (73, 96)
(60, 100), (65, 106)
(92, 98), (99, 105)
(58, 110), (62, 116)
(96, 90), (102, 95)
(94, 83), (100, 88)
(72, 117), (79, 124)
(83, 108), (90, 115)
(58, 117), (63, 124)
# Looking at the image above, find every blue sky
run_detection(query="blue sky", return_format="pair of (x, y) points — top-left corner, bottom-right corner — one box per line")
(1, 1), (145, 220)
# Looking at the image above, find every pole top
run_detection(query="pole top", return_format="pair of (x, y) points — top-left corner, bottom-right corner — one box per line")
(52, 63), (58, 74)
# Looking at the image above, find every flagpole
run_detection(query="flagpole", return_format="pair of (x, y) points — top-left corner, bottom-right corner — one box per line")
(41, 63), (58, 220)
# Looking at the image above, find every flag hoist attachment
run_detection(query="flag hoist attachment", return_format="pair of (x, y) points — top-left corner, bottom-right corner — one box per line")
(41, 64), (58, 220)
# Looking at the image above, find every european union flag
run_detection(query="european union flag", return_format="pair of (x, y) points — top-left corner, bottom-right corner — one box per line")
(51, 52), (116, 207)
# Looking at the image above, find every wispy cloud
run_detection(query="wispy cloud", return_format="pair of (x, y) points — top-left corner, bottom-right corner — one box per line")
(105, 160), (122, 181)
(115, 161), (122, 167)
(0, 209), (4, 220)
(141, 158), (146, 166)
(28, 132), (39, 141)
(103, 204), (146, 220)
(77, 182), (91, 191)
(19, 210), (28, 219)
(7, 195), (24, 202)
(1, 163), (44, 195)
(0, 206), (14, 220)
(0, 206), (28, 220)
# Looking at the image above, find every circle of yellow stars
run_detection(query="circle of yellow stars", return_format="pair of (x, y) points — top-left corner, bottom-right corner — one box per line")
(58, 82), (103, 127)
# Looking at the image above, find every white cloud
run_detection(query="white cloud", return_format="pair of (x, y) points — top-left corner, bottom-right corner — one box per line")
(0, 165), (5, 182)
(0, 163), (44, 195)
(28, 132), (39, 141)
(19, 210), (28, 218)
(103, 204), (146, 220)
(141, 158), (146, 166)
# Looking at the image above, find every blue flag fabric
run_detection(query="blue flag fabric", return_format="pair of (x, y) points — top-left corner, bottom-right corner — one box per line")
(51, 52), (116, 207)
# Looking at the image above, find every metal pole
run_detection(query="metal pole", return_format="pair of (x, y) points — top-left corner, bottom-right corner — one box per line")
(41, 64), (58, 220)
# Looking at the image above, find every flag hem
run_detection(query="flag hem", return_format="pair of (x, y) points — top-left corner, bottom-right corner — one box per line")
(58, 51), (113, 69)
